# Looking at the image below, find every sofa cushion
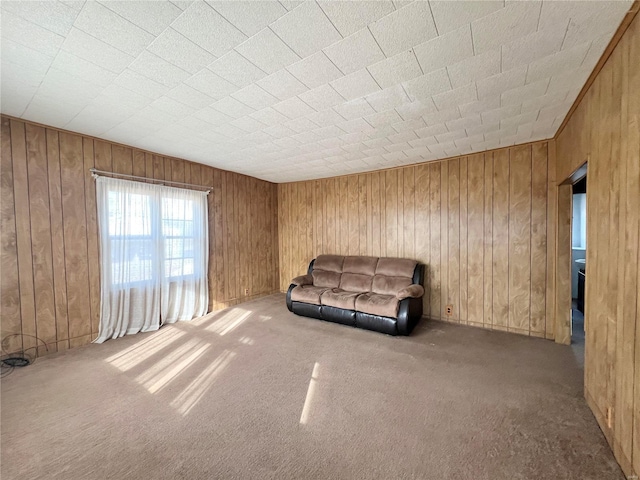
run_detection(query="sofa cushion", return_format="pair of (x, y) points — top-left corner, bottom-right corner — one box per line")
(290, 285), (330, 305)
(371, 275), (412, 295)
(314, 255), (344, 273)
(343, 256), (378, 275)
(312, 270), (342, 288)
(355, 293), (400, 318)
(321, 288), (360, 310)
(339, 273), (372, 292)
(375, 257), (417, 278)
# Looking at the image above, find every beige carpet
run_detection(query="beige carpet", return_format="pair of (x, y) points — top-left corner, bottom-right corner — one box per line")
(1, 294), (622, 480)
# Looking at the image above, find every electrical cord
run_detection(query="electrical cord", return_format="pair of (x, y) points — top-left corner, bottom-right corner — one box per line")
(1, 334), (48, 378)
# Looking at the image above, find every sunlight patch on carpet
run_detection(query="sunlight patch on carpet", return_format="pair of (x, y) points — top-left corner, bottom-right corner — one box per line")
(300, 362), (320, 425)
(206, 309), (252, 336)
(105, 328), (186, 371)
(171, 350), (236, 416)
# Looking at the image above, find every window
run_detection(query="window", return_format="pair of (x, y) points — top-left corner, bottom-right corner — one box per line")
(95, 176), (209, 343)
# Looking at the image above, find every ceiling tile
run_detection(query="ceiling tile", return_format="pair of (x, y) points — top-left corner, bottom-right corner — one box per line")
(422, 106), (461, 126)
(471, 1), (541, 54)
(129, 51), (191, 87)
(317, 0), (394, 37)
(459, 95), (501, 116)
(388, 130), (418, 144)
(165, 84), (214, 109)
(392, 118), (426, 133)
(257, 69), (309, 101)
(210, 51), (266, 88)
(476, 66), (527, 100)
(481, 104), (521, 125)
(298, 84), (345, 111)
(171, 1), (247, 57)
(61, 27), (134, 73)
(429, 0), (503, 34)
(333, 98), (376, 120)
(525, 42), (590, 85)
(365, 84), (410, 112)
(396, 99), (437, 120)
(365, 110), (403, 128)
(211, 96), (256, 119)
(249, 107), (290, 126)
(368, 2), (438, 57)
(546, 67), (591, 96)
(49, 50), (117, 88)
(307, 109), (345, 127)
(367, 50), (422, 90)
(73, 1), (154, 56)
(270, 1), (342, 58)
(433, 83), (477, 110)
(113, 69), (171, 101)
(414, 24), (473, 75)
(502, 20), (568, 72)
(150, 96), (195, 117)
(403, 68), (451, 102)
(272, 97), (316, 119)
(147, 28), (216, 74)
(99, 0), (182, 35)
(185, 69), (238, 99)
(330, 68), (380, 101)
(338, 118), (375, 134)
(1, 0), (78, 36)
(447, 49), (500, 89)
(323, 28), (385, 75)
(230, 116), (267, 133)
(2, 38), (54, 76)
(207, 1), (287, 36)
(1, 9), (65, 58)
(235, 28), (300, 75)
(231, 84), (279, 110)
(286, 51), (343, 89)
(521, 90), (570, 113)
(501, 79), (549, 106)
(284, 117), (322, 133)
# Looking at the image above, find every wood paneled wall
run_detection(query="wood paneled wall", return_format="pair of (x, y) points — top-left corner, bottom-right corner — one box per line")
(0, 116), (279, 357)
(278, 141), (555, 339)
(555, 13), (639, 477)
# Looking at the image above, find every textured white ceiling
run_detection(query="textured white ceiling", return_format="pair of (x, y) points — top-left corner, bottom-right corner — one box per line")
(0, 0), (632, 182)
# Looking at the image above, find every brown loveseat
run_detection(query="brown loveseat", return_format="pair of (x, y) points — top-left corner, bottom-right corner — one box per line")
(286, 255), (425, 335)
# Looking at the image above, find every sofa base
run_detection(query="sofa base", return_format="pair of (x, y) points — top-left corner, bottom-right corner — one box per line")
(355, 312), (397, 335)
(289, 297), (422, 336)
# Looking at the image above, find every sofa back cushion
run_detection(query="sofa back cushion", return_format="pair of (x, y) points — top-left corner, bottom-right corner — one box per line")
(314, 255), (344, 272)
(342, 256), (378, 276)
(371, 275), (412, 295)
(375, 257), (417, 278)
(371, 257), (417, 295)
(312, 255), (345, 288)
(340, 273), (373, 292)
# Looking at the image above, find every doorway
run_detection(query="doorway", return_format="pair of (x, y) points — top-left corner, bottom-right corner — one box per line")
(555, 162), (588, 352)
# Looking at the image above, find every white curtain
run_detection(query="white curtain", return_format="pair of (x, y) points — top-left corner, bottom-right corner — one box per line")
(95, 177), (208, 343)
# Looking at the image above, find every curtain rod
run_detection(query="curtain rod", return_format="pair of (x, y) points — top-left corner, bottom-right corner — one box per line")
(89, 168), (212, 193)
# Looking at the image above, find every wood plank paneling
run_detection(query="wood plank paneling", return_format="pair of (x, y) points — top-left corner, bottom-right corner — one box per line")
(508, 145), (532, 333)
(554, 12), (640, 477)
(26, 124), (56, 354)
(492, 150), (510, 331)
(278, 141), (552, 335)
(1, 118), (22, 355)
(0, 116), (279, 355)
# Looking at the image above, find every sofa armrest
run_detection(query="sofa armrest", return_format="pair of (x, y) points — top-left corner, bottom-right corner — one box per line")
(291, 274), (313, 286)
(396, 284), (424, 300)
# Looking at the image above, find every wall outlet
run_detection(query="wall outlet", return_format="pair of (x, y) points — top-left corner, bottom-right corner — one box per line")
(445, 304), (453, 316)
(244, 288), (249, 296)
(606, 407), (612, 428)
